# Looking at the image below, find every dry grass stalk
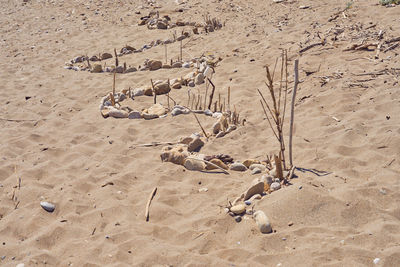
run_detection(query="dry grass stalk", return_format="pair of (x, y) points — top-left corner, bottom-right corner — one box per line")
(165, 44), (168, 64)
(227, 87), (231, 111)
(274, 154), (283, 180)
(109, 92), (115, 106)
(258, 51), (290, 170)
(114, 48), (119, 67)
(289, 59), (299, 168)
(112, 72), (116, 95)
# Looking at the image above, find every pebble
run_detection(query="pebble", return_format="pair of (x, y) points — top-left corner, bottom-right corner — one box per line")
(212, 121), (221, 134)
(204, 109), (213, 116)
(133, 88), (144, 96)
(234, 216), (242, 223)
(148, 60), (163, 71)
(373, 258), (380, 265)
(204, 66), (213, 77)
(187, 137), (204, 152)
(249, 194), (262, 201)
(16, 264), (25, 267)
(216, 131), (226, 138)
(91, 64), (102, 73)
(249, 164), (266, 172)
(288, 221), (294, 226)
(253, 210), (272, 233)
(125, 67), (137, 73)
(195, 73), (205, 84)
(128, 111), (141, 119)
(198, 187), (208, 192)
(205, 158), (228, 170)
(101, 52), (113, 60)
(157, 21), (167, 29)
(252, 167), (261, 175)
(172, 82), (182, 89)
(172, 62), (182, 68)
(212, 112), (223, 119)
(270, 182), (281, 191)
(40, 201), (55, 212)
(108, 109), (129, 118)
(230, 162), (247, 172)
(182, 62), (191, 68)
(244, 200), (252, 205)
(226, 125), (237, 133)
(274, 178), (280, 183)
(299, 185), (303, 189)
(188, 80), (195, 87)
(230, 204), (246, 215)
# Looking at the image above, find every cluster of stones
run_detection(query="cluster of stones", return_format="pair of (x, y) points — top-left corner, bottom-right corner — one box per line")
(138, 12), (203, 31)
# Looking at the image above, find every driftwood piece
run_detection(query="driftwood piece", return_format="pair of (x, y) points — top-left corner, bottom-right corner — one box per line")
(145, 187), (157, 222)
(274, 154), (283, 180)
(207, 78), (216, 110)
(299, 39), (326, 53)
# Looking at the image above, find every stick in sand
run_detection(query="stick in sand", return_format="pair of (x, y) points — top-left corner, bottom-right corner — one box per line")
(145, 187), (157, 222)
(186, 157), (230, 175)
(165, 44), (168, 64)
(151, 79), (157, 104)
(207, 78), (216, 110)
(227, 86), (231, 111)
(180, 39), (183, 62)
(289, 59), (299, 168)
(112, 72), (116, 95)
(114, 48), (119, 67)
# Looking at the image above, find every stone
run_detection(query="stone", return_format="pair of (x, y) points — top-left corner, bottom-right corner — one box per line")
(187, 137), (204, 152)
(154, 82), (171, 95)
(195, 73), (205, 85)
(242, 159), (261, 168)
(177, 35), (186, 41)
(147, 103), (167, 116)
(128, 111), (141, 119)
(226, 125), (237, 133)
(172, 82), (182, 89)
(253, 210), (272, 233)
(230, 162), (247, 172)
(244, 200), (252, 205)
(270, 182), (281, 191)
(91, 64), (103, 73)
(133, 88), (144, 96)
(199, 188), (208, 192)
(212, 112), (222, 119)
(125, 67), (137, 73)
(212, 121), (222, 134)
(161, 145), (188, 165)
(172, 62), (182, 68)
(184, 158), (205, 171)
(260, 174), (274, 185)
(244, 182), (264, 200)
(148, 60), (163, 71)
(142, 113), (159, 120)
(230, 204), (246, 215)
(157, 21), (168, 29)
(216, 131), (226, 138)
(274, 178), (280, 183)
(101, 52), (113, 60)
(249, 194), (262, 201)
(115, 66), (124, 73)
(205, 158), (228, 170)
(101, 109), (110, 118)
(109, 108), (129, 118)
(204, 109), (213, 116)
(16, 264), (25, 267)
(188, 80), (195, 87)
(203, 66), (213, 77)
(234, 216), (242, 223)
(252, 167), (261, 175)
(40, 201), (55, 212)
(171, 107), (187, 116)
(162, 64), (171, 69)
(90, 55), (100, 61)
(182, 62), (191, 68)
(249, 164), (266, 171)
(144, 87), (153, 96)
(269, 168), (277, 177)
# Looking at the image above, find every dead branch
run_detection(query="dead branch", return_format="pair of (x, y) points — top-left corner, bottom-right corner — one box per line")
(145, 187), (157, 222)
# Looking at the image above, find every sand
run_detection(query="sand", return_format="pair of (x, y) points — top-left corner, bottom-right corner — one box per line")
(0, 0), (399, 266)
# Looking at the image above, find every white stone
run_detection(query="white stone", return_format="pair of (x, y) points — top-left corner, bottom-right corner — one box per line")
(253, 210), (272, 233)
(194, 73), (205, 85)
(270, 182), (281, 191)
(40, 201), (55, 212)
(230, 162), (247, 172)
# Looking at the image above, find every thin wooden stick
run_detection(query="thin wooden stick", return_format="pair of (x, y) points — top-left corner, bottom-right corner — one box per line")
(227, 86), (230, 111)
(165, 44), (168, 64)
(0, 118), (37, 122)
(151, 79), (157, 104)
(112, 72), (116, 95)
(145, 187), (157, 222)
(192, 112), (208, 138)
(114, 48), (119, 67)
(207, 78), (216, 110)
(186, 157), (230, 175)
(289, 59), (299, 168)
(274, 154), (283, 180)
(281, 50), (289, 127)
(180, 39), (183, 61)
(109, 92), (115, 106)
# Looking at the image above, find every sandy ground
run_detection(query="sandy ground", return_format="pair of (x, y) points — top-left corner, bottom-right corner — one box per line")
(0, 0), (399, 266)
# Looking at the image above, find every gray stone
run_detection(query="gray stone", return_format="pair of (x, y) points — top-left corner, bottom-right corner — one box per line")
(204, 109), (213, 116)
(40, 201), (55, 212)
(216, 131), (226, 138)
(226, 125), (237, 133)
(230, 162), (247, 172)
(195, 73), (205, 85)
(270, 182), (281, 191)
(125, 67), (137, 73)
(133, 88), (144, 96)
(182, 62), (191, 68)
(249, 164), (266, 172)
(188, 80), (195, 87)
(244, 182), (264, 200)
(128, 111), (141, 119)
(172, 62), (182, 68)
(188, 137), (204, 152)
(234, 216), (242, 223)
(252, 167), (262, 175)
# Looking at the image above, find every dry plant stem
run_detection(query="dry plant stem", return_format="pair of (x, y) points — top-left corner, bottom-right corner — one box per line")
(281, 51), (289, 126)
(288, 165), (296, 180)
(192, 112), (208, 138)
(299, 40), (325, 53)
(274, 154), (283, 180)
(112, 72), (116, 95)
(260, 100), (279, 140)
(289, 59), (299, 168)
(151, 79), (157, 104)
(165, 44), (168, 64)
(207, 78), (216, 110)
(114, 48), (119, 67)
(180, 40), (183, 61)
(227, 86), (230, 111)
(204, 80), (208, 109)
(145, 187), (157, 222)
(109, 93), (115, 106)
(0, 118), (37, 122)
(165, 94), (177, 106)
(86, 56), (91, 70)
(186, 157), (229, 174)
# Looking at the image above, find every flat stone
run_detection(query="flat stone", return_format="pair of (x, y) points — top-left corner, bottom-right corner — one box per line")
(148, 60), (163, 71)
(40, 201), (55, 212)
(253, 210), (272, 233)
(230, 162), (247, 172)
(270, 182), (281, 191)
(154, 82), (171, 95)
(204, 109), (213, 116)
(162, 64), (171, 69)
(125, 67), (137, 73)
(128, 111), (141, 119)
(182, 62), (191, 68)
(184, 158), (205, 171)
(230, 204), (246, 215)
(188, 80), (195, 87)
(243, 159), (261, 168)
(244, 182), (264, 200)
(108, 109), (129, 118)
(146, 103), (167, 116)
(252, 167), (262, 175)
(101, 53), (113, 60)
(157, 21), (168, 29)
(142, 113), (159, 120)
(226, 125), (237, 133)
(216, 131), (226, 138)
(172, 82), (182, 89)
(195, 73), (205, 85)
(133, 88), (144, 96)
(212, 121), (222, 134)
(172, 62), (182, 68)
(91, 64), (103, 73)
(249, 164), (266, 172)
(205, 158), (228, 170)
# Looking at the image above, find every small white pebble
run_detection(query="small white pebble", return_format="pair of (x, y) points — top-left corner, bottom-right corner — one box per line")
(373, 258), (380, 265)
